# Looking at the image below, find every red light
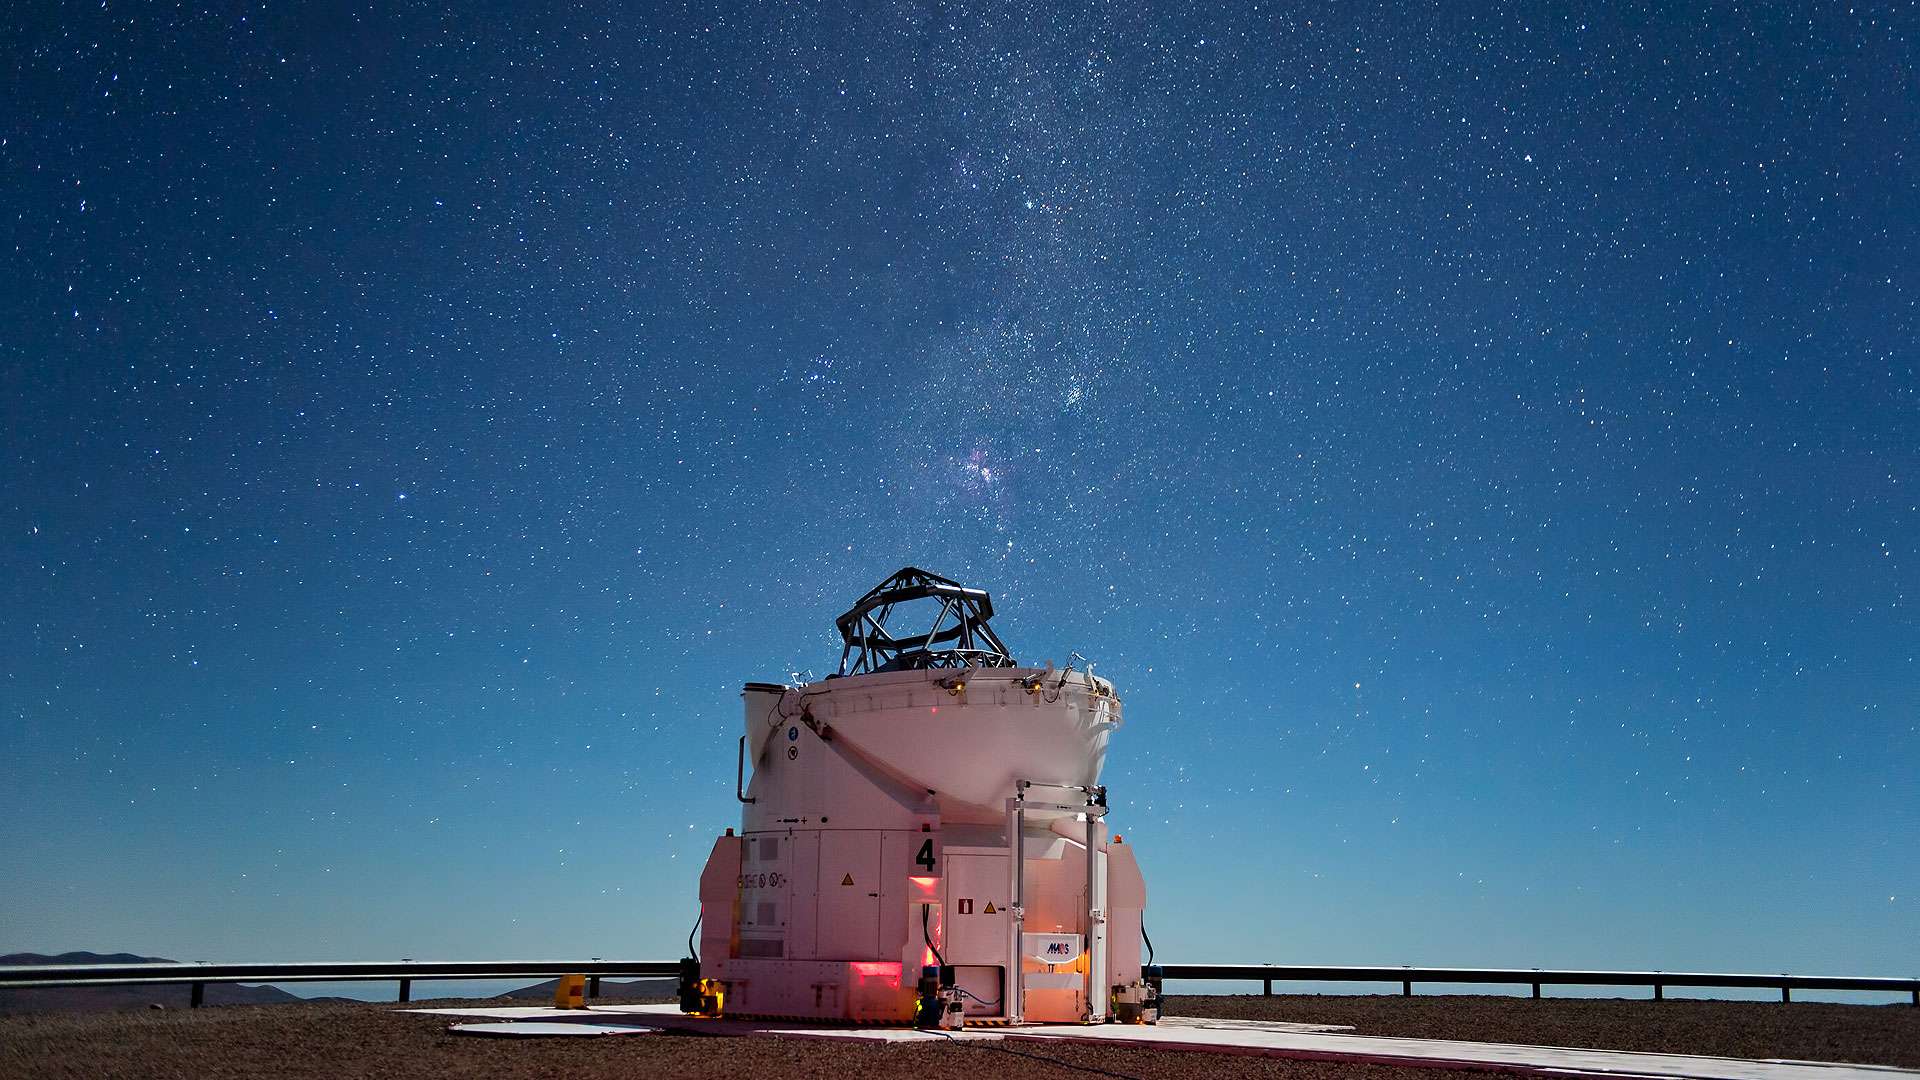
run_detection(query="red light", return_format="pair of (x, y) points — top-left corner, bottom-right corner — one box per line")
(850, 960), (902, 989)
(923, 946), (936, 966)
(908, 875), (939, 893)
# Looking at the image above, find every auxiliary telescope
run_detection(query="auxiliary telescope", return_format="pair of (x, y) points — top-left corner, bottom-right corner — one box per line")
(680, 567), (1159, 1027)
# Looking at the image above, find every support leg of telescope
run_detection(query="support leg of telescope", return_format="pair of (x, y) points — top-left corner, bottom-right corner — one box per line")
(1006, 790), (1027, 1025)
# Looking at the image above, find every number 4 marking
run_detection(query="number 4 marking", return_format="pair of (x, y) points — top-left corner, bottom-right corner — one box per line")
(915, 838), (936, 872)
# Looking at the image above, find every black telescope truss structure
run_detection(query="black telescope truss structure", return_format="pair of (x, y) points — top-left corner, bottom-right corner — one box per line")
(836, 566), (1016, 675)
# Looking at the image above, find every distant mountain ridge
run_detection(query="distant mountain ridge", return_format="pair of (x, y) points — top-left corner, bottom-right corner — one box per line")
(0, 952), (311, 1014)
(1, 951), (177, 966)
(503, 976), (677, 1001)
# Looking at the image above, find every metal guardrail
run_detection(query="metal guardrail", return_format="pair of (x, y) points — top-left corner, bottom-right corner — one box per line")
(0, 960), (680, 1008)
(1160, 964), (1920, 1005)
(3, 960), (1914, 1008)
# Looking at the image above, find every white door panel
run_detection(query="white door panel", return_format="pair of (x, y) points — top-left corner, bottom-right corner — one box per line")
(817, 831), (881, 958)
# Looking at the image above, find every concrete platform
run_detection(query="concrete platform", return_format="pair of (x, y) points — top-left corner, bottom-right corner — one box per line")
(400, 1003), (1920, 1078)
(407, 1004), (1009, 1042)
(449, 1021), (658, 1037)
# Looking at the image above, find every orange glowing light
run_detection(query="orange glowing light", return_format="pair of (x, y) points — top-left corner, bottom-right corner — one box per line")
(850, 960), (901, 989)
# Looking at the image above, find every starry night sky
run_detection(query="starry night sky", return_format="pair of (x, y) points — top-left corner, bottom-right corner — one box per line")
(4, 2), (1916, 983)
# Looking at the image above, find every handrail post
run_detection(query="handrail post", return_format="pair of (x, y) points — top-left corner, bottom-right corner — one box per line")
(398, 978), (411, 1003)
(1263, 977), (1272, 997)
(190, 982), (204, 1008)
(1531, 982), (1540, 999)
(1402, 980), (1412, 997)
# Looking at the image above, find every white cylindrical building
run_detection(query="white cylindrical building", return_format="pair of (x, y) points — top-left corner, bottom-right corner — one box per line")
(683, 568), (1157, 1026)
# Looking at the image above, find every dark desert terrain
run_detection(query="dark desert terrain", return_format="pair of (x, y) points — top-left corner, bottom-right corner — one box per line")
(2, 993), (1915, 1079)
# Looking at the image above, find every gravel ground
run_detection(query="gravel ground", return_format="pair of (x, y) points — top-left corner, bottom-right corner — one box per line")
(1, 993), (1914, 1079)
(0, 997), (1431, 1080)
(1169, 994), (1920, 1068)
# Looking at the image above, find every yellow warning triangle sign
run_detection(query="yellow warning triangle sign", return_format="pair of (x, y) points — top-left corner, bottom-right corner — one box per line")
(841, 873), (855, 886)
(983, 902), (996, 914)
